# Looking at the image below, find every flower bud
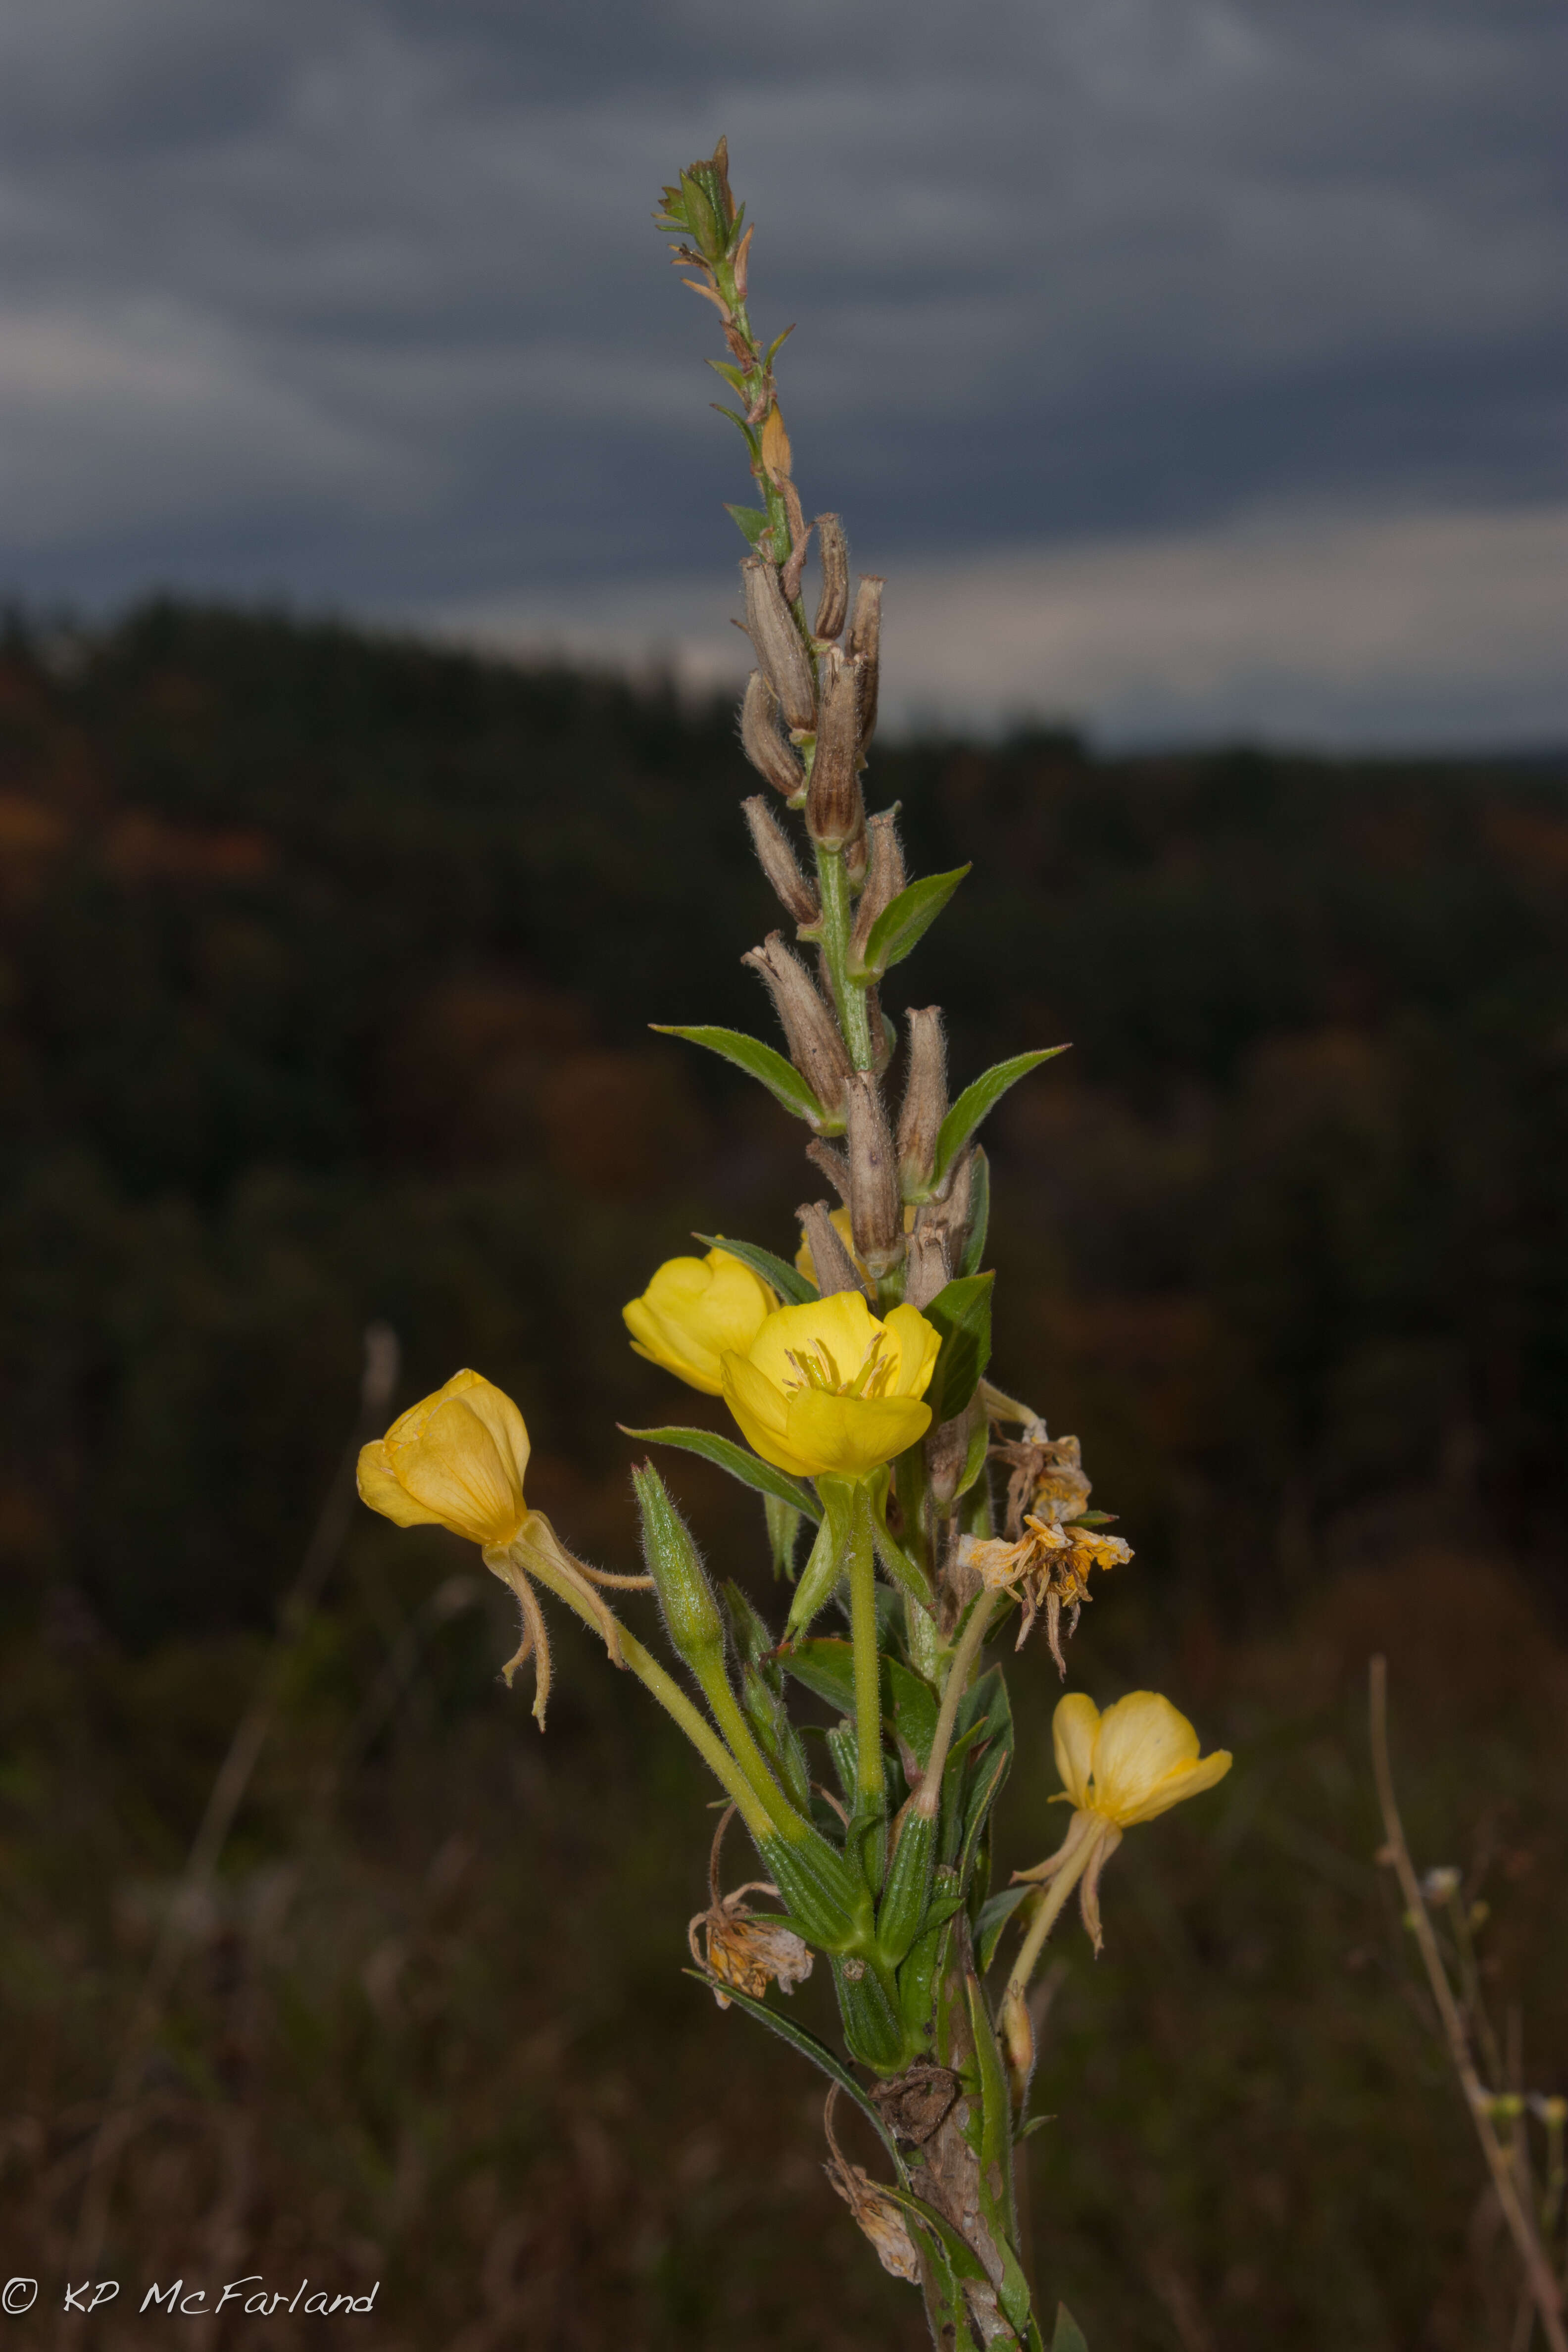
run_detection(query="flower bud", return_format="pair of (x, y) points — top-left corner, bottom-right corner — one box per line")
(848, 576), (884, 748)
(845, 1073), (901, 1273)
(905, 1208), (950, 1309)
(796, 1200), (870, 1300)
(739, 670), (805, 802)
(742, 931), (852, 1115)
(633, 1461), (726, 1672)
(850, 810), (906, 965)
(742, 795), (819, 926)
(814, 514), (849, 641)
(741, 558), (816, 733)
(897, 1008), (948, 1194)
(806, 648), (866, 855)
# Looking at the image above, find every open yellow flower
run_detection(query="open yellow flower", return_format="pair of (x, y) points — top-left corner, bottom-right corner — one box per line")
(623, 1246), (778, 1395)
(357, 1369), (648, 1728)
(357, 1368), (532, 1546)
(720, 1290), (939, 1480)
(1010, 1690), (1232, 1957)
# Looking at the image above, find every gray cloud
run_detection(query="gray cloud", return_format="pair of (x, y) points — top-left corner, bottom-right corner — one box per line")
(0, 0), (1561, 738)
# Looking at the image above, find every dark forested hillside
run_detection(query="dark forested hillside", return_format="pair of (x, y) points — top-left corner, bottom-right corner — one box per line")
(2, 598), (1566, 1641)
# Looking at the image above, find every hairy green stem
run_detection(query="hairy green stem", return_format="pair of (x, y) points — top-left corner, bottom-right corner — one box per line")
(1004, 1828), (1103, 2007)
(846, 1482), (884, 1812)
(815, 845), (874, 1070)
(915, 1590), (1001, 1821)
(688, 1652), (810, 1842)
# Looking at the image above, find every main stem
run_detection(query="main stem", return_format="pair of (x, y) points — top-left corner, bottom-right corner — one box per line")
(815, 845), (874, 1070)
(847, 1482), (884, 1814)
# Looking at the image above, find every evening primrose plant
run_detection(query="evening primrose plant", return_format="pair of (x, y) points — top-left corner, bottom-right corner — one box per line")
(358, 141), (1235, 2351)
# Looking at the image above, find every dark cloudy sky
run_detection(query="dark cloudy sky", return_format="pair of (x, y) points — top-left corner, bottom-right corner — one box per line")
(2, 0), (1563, 744)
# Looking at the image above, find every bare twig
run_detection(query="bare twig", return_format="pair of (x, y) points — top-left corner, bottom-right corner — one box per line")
(1369, 1656), (1567, 2350)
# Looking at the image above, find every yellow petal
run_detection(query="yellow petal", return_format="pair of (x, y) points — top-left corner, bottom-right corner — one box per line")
(624, 1249), (777, 1395)
(356, 1440), (443, 1529)
(880, 1303), (941, 1401)
(721, 1352), (811, 1475)
(783, 1389), (932, 1479)
(745, 1290), (881, 1392)
(386, 1392), (528, 1548)
(1052, 1692), (1099, 1810)
(1114, 1747), (1233, 1826)
(439, 1369), (531, 1494)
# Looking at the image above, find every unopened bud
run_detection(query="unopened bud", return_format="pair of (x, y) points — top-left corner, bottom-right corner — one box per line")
(742, 795), (819, 926)
(905, 1208), (950, 1309)
(814, 515), (849, 641)
(897, 1008), (948, 1193)
(740, 670), (805, 802)
(743, 932), (851, 1116)
(797, 1200), (869, 1299)
(1000, 1982), (1035, 2093)
(845, 1073), (901, 1272)
(850, 810), (906, 965)
(806, 648), (866, 854)
(848, 576), (884, 749)
(805, 1137), (850, 1202)
(742, 558), (816, 733)
(633, 1461), (725, 1669)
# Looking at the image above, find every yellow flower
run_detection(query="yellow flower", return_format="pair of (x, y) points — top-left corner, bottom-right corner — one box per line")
(793, 1202), (914, 1288)
(1051, 1689), (1232, 1828)
(623, 1247), (779, 1395)
(1011, 1690), (1231, 1956)
(720, 1290), (939, 1480)
(357, 1368), (531, 1547)
(357, 1369), (649, 1729)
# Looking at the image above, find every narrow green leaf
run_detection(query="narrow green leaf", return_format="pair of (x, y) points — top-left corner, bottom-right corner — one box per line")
(652, 1025), (834, 1128)
(921, 1273), (994, 1426)
(933, 1046), (1070, 1187)
(1051, 2306), (1090, 2352)
(762, 1490), (803, 1580)
(693, 1231), (816, 1306)
(870, 1505), (934, 1608)
(764, 322), (796, 366)
(879, 2185), (991, 2283)
(976, 1885), (1030, 1972)
(1018, 2112), (1055, 2143)
(680, 1972), (907, 2176)
(853, 864), (971, 982)
(724, 500), (772, 549)
(883, 1655), (940, 1767)
(958, 1145), (990, 1277)
(781, 1634), (857, 1715)
(619, 1425), (821, 1522)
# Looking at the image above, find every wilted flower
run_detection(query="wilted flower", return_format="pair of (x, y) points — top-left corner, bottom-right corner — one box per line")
(990, 1425), (1093, 1534)
(822, 2087), (921, 2284)
(358, 1370), (648, 1729)
(1012, 1690), (1232, 1952)
(958, 1515), (1131, 1675)
(721, 1289), (938, 1480)
(688, 1804), (814, 2009)
(623, 1246), (778, 1395)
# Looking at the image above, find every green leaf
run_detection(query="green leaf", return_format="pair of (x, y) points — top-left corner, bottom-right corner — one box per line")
(619, 1425), (821, 1522)
(883, 1655), (940, 1768)
(1051, 2306), (1090, 2352)
(763, 1490), (803, 1579)
(869, 1502), (934, 1608)
(764, 322), (796, 366)
(721, 1578), (779, 1675)
(879, 2184), (991, 2283)
(707, 358), (748, 392)
(693, 1231), (816, 1306)
(724, 500), (772, 549)
(784, 1481), (852, 1639)
(782, 1639), (942, 1768)
(921, 1273), (994, 1426)
(853, 864), (971, 982)
(932, 1046), (1070, 1188)
(1018, 2112), (1055, 2143)
(976, 1885), (1031, 1972)
(954, 1402), (991, 1501)
(652, 1025), (837, 1129)
(958, 1145), (990, 1277)
(781, 1634), (856, 1715)
(680, 1972), (908, 2176)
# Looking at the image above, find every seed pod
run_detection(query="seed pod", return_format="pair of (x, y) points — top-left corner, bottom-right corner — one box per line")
(742, 795), (819, 926)
(904, 1210), (950, 1310)
(874, 1806), (935, 1964)
(741, 557), (816, 732)
(632, 1462), (725, 1673)
(759, 1826), (865, 1949)
(740, 670), (805, 801)
(797, 1199), (869, 1300)
(832, 1954), (905, 2070)
(848, 576), (884, 750)
(805, 1137), (850, 1202)
(850, 810), (906, 964)
(897, 1007), (948, 1193)
(814, 514), (849, 641)
(743, 931), (851, 1114)
(845, 1073), (900, 1271)
(806, 648), (867, 854)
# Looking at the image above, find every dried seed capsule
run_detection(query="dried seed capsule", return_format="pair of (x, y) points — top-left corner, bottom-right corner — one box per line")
(741, 556), (816, 732)
(897, 1007), (948, 1194)
(742, 795), (819, 926)
(848, 576), (884, 750)
(742, 931), (851, 1114)
(814, 514), (849, 641)
(845, 1073), (900, 1271)
(806, 647), (867, 855)
(740, 670), (805, 801)
(850, 810), (906, 964)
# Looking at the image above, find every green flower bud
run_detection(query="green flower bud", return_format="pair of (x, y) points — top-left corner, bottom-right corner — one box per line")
(633, 1462), (725, 1672)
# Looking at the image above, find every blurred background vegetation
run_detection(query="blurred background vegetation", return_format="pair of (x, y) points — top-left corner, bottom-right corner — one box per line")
(1, 599), (1565, 2347)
